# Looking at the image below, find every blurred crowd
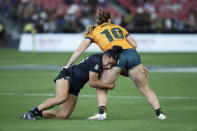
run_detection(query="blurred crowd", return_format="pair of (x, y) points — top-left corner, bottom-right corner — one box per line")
(119, 0), (197, 33)
(0, 0), (197, 34)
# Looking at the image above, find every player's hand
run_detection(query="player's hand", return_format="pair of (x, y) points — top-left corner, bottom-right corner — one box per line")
(142, 66), (149, 78)
(61, 65), (69, 71)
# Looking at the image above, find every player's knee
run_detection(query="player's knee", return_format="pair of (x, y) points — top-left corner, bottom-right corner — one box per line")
(58, 112), (70, 119)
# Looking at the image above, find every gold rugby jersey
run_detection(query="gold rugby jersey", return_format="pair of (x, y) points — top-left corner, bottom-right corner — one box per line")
(85, 22), (134, 52)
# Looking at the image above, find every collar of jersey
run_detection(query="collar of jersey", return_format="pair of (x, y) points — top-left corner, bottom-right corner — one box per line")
(99, 22), (111, 26)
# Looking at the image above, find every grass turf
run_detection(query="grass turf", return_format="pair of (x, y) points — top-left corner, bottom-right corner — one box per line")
(0, 50), (197, 131)
(0, 50), (197, 66)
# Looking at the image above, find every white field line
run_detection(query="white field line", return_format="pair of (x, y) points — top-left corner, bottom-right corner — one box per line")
(1, 65), (197, 72)
(0, 93), (197, 100)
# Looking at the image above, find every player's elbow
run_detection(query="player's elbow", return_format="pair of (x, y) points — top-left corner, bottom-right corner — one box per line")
(107, 84), (115, 90)
(89, 80), (96, 87)
(130, 42), (137, 49)
(127, 36), (137, 49)
(133, 44), (137, 49)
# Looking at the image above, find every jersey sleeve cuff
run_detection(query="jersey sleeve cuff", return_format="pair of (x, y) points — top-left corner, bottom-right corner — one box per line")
(85, 37), (93, 43)
(125, 33), (130, 38)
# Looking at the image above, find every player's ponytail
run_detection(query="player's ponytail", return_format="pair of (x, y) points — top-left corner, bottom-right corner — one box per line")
(84, 9), (110, 36)
(83, 25), (96, 36)
(104, 45), (123, 61)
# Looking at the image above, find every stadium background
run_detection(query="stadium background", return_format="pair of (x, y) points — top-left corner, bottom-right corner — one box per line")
(0, 0), (197, 131)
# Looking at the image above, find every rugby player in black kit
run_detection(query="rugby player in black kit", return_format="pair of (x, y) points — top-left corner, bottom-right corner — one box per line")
(20, 46), (122, 120)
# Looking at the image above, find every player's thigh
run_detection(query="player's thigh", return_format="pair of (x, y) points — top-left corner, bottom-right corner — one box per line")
(55, 78), (70, 99)
(128, 64), (147, 87)
(58, 94), (78, 117)
(100, 67), (122, 83)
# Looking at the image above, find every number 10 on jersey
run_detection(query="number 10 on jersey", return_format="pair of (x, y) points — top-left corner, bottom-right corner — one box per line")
(101, 27), (125, 42)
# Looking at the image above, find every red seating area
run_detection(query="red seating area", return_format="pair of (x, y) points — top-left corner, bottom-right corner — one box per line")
(1, 0), (196, 33)
(27, 0), (120, 18)
(118, 0), (197, 22)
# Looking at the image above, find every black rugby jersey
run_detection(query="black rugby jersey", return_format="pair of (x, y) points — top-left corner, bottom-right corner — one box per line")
(67, 54), (103, 88)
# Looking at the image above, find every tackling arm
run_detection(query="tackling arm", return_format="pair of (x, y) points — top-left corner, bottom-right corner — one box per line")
(89, 71), (114, 89)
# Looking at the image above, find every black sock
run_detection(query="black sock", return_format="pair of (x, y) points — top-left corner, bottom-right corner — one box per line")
(99, 106), (107, 114)
(31, 107), (43, 117)
(155, 108), (164, 116)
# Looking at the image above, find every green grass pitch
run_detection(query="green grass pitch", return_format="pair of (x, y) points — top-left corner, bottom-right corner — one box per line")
(0, 50), (197, 131)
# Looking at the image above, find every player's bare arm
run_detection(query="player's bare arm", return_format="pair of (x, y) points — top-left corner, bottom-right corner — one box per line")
(64, 39), (91, 68)
(89, 71), (114, 89)
(126, 35), (137, 49)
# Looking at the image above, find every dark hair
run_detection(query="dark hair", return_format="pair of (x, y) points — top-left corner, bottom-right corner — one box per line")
(104, 46), (123, 61)
(96, 9), (111, 25)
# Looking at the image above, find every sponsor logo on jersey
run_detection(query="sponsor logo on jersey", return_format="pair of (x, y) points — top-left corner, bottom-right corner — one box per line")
(94, 64), (100, 71)
(65, 76), (71, 81)
(117, 59), (120, 64)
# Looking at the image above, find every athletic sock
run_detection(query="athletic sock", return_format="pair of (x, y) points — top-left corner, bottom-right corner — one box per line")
(31, 107), (43, 117)
(99, 106), (107, 114)
(155, 108), (164, 116)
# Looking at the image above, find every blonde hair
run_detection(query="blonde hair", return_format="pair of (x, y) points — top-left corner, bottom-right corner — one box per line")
(84, 9), (111, 36)
(83, 25), (96, 36)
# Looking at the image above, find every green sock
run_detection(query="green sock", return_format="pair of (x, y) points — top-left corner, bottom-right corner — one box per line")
(155, 108), (164, 116)
(99, 106), (107, 114)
